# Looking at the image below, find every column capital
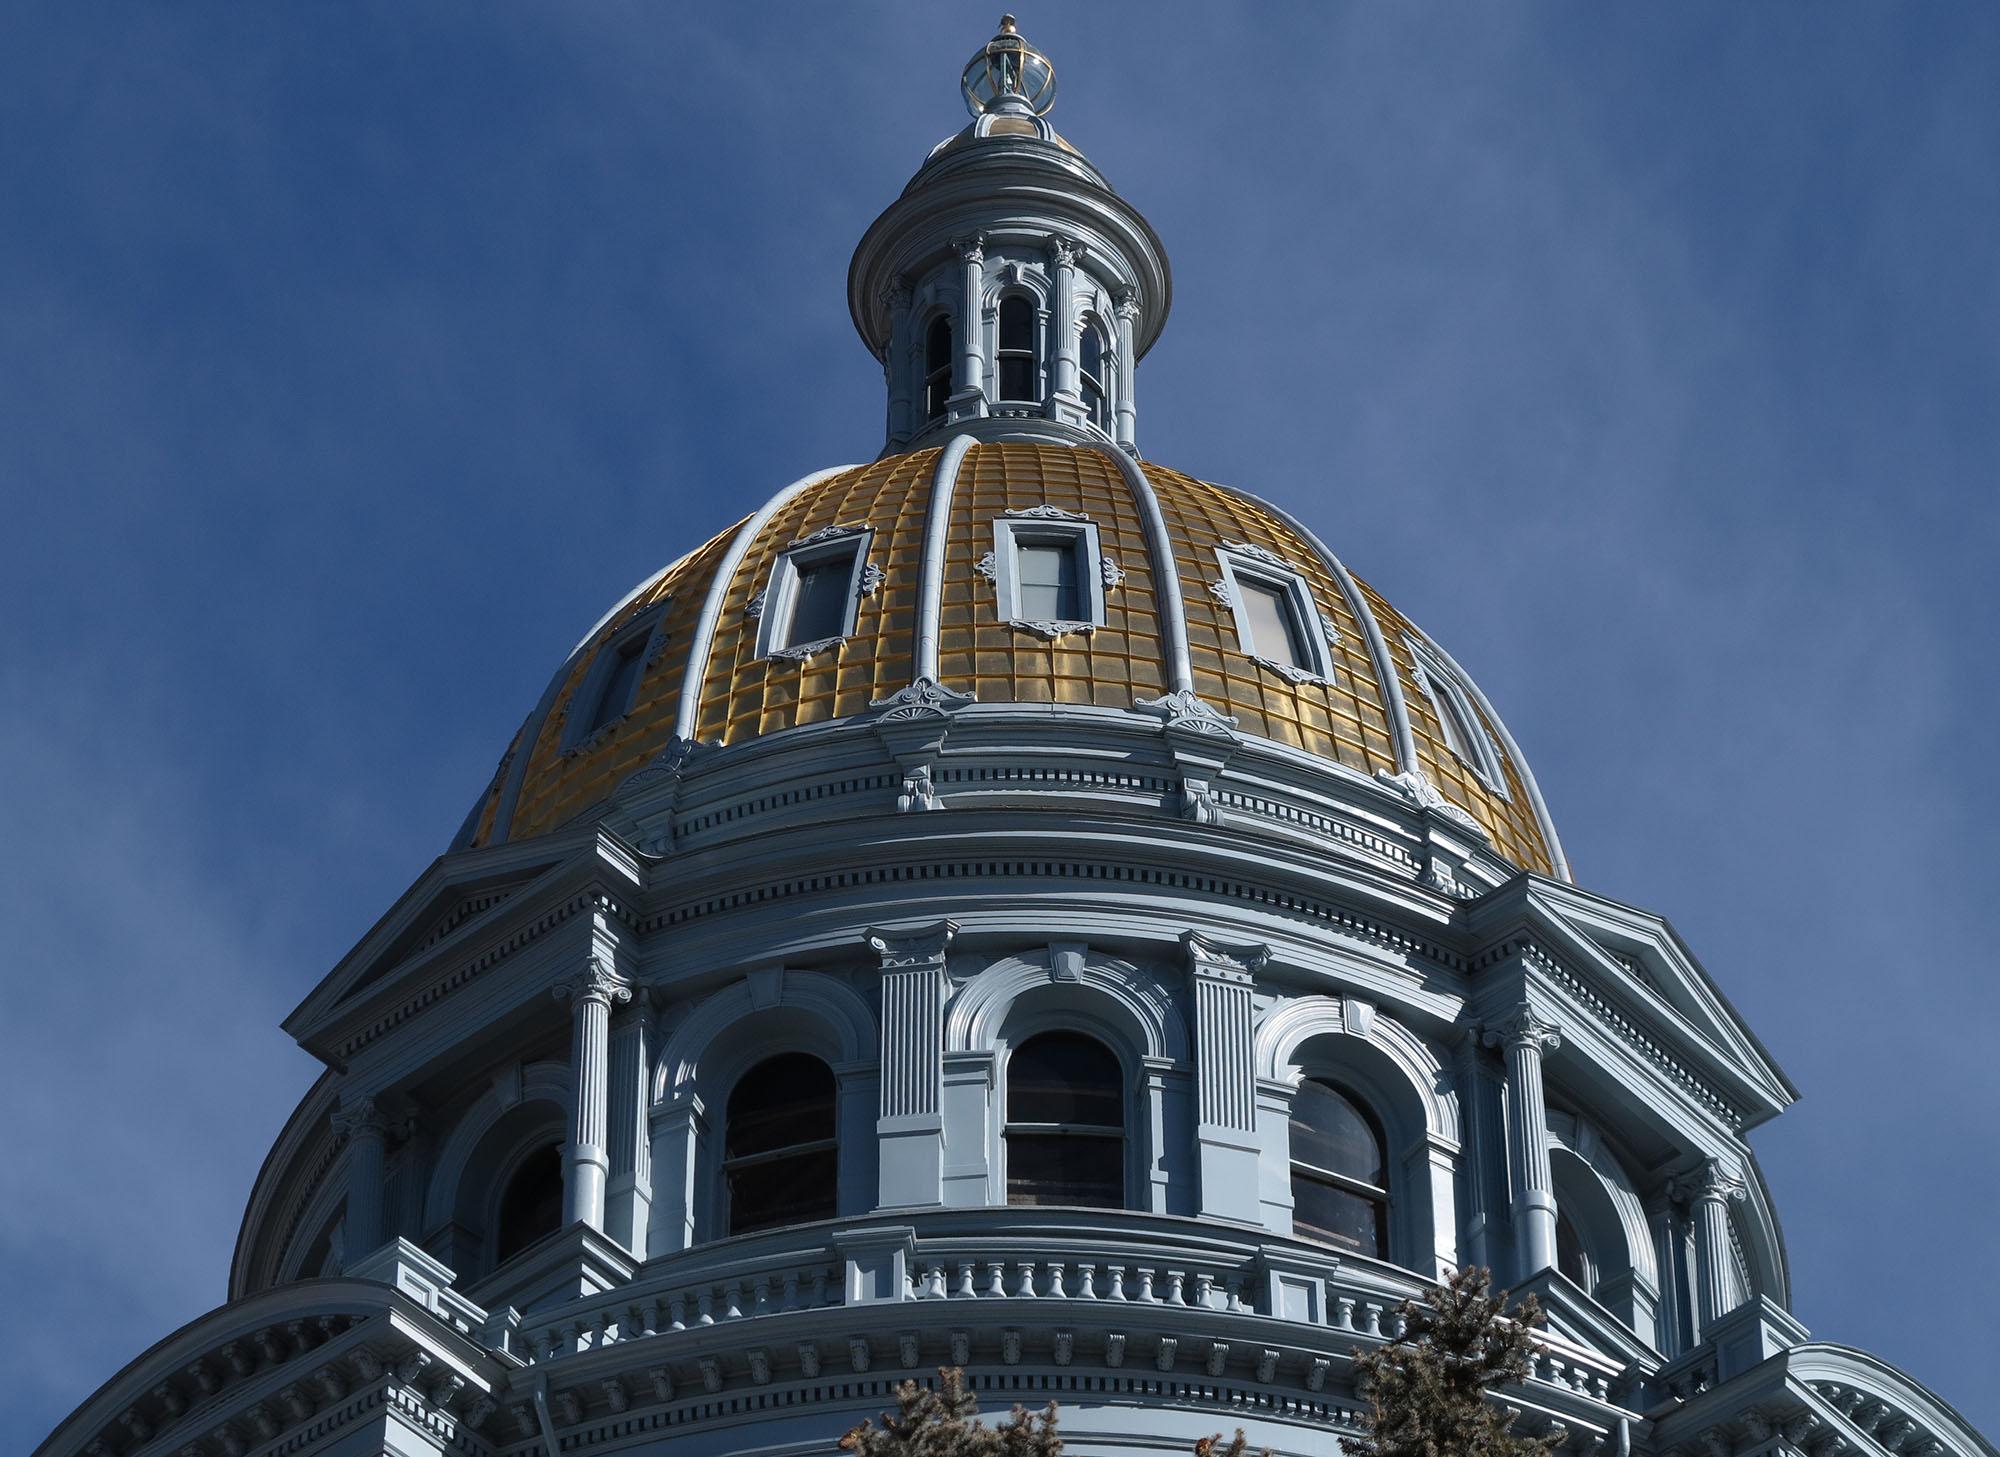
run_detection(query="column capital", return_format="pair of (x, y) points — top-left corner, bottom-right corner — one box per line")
(330, 1097), (387, 1140)
(1181, 929), (1269, 986)
(953, 234), (987, 266)
(1482, 1004), (1562, 1055)
(1044, 234), (1080, 269)
(866, 919), (957, 970)
(1113, 285), (1140, 320)
(880, 273), (913, 310)
(1670, 1159), (1746, 1207)
(554, 961), (634, 1011)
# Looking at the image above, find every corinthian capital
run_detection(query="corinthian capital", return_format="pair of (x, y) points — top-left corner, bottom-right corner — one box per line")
(1481, 1004), (1562, 1055)
(1670, 1158), (1746, 1207)
(953, 234), (986, 266)
(1113, 285), (1140, 320)
(330, 1097), (386, 1140)
(1045, 235), (1079, 269)
(553, 961), (633, 1010)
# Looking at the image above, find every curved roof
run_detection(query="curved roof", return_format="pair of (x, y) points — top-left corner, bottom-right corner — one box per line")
(458, 441), (1564, 877)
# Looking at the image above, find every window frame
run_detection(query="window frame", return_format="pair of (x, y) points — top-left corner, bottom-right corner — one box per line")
(754, 527), (874, 662)
(1211, 543), (1336, 685)
(560, 603), (668, 752)
(1286, 1076), (1391, 1258)
(1078, 314), (1110, 431)
(995, 291), (1042, 404)
(720, 1052), (841, 1237)
(1405, 634), (1510, 797)
(987, 511), (1108, 639)
(923, 313), (953, 422)
(1001, 1030), (1129, 1211)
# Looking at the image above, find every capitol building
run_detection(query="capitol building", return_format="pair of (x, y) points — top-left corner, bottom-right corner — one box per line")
(35, 19), (1994, 1457)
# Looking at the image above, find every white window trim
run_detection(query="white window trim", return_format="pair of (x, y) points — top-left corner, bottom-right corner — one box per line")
(1210, 543), (1337, 686)
(1405, 634), (1510, 797)
(753, 526), (876, 663)
(984, 509), (1109, 640)
(560, 602), (668, 754)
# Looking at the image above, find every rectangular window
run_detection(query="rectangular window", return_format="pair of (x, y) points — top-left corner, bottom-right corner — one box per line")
(755, 530), (872, 659)
(1238, 576), (1312, 670)
(1016, 540), (1082, 622)
(1407, 635), (1510, 796)
(785, 557), (854, 648)
(1213, 544), (1333, 684)
(561, 604), (666, 750)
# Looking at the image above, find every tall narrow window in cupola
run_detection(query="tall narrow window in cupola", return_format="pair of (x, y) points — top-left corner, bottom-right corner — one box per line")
(998, 294), (1039, 402)
(1005, 1031), (1125, 1208)
(1080, 319), (1108, 429)
(924, 316), (953, 421)
(723, 1053), (839, 1235)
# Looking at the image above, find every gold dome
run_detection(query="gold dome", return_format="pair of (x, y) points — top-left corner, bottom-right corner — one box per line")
(460, 441), (1564, 878)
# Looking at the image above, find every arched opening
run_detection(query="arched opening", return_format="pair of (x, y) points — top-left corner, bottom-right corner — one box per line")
(493, 1142), (564, 1265)
(1079, 318), (1108, 429)
(1004, 1031), (1124, 1207)
(1288, 1077), (1389, 1257)
(1556, 1206), (1593, 1292)
(723, 1053), (839, 1235)
(924, 316), (953, 421)
(997, 294), (1039, 402)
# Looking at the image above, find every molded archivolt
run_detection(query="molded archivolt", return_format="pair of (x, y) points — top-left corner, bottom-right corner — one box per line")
(1254, 994), (1460, 1145)
(460, 440), (1563, 875)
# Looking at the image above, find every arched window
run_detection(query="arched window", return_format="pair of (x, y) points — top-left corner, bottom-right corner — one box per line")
(1289, 1078), (1389, 1256)
(723, 1053), (838, 1235)
(997, 295), (1039, 402)
(924, 316), (953, 421)
(1005, 1031), (1123, 1207)
(494, 1143), (564, 1264)
(1556, 1207), (1593, 1292)
(1079, 318), (1108, 429)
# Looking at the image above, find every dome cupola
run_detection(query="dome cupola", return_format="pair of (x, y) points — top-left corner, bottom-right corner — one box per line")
(849, 15), (1170, 455)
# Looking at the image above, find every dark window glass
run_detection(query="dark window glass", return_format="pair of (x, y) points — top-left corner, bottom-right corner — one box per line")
(925, 317), (953, 421)
(1016, 539), (1082, 622)
(998, 295), (1038, 401)
(1239, 577), (1312, 671)
(1080, 326), (1106, 428)
(785, 554), (853, 647)
(724, 1053), (838, 1235)
(584, 633), (648, 735)
(1006, 1031), (1123, 1208)
(1288, 1079), (1388, 1256)
(1430, 675), (1480, 764)
(495, 1144), (564, 1264)
(1557, 1208), (1591, 1290)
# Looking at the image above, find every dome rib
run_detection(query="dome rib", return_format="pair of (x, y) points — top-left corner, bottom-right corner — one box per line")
(1094, 444), (1195, 698)
(673, 464), (859, 743)
(913, 435), (975, 684)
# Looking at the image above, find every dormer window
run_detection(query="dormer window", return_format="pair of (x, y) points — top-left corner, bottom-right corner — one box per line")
(1212, 544), (1334, 685)
(986, 511), (1107, 636)
(756, 529), (873, 659)
(563, 605), (665, 750)
(924, 316), (953, 421)
(997, 294), (1039, 402)
(1079, 319), (1108, 430)
(1407, 636), (1509, 795)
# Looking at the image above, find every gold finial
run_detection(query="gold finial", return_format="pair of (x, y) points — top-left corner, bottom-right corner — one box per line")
(962, 14), (1056, 117)
(999, 13), (1018, 32)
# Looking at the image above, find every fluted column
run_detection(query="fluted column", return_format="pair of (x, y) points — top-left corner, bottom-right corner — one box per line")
(870, 920), (956, 1208)
(1112, 286), (1139, 448)
(1184, 931), (1267, 1224)
(331, 1097), (389, 1265)
(1673, 1159), (1746, 1336)
(1046, 236), (1080, 414)
(604, 994), (654, 1256)
(553, 962), (633, 1233)
(883, 274), (914, 447)
(952, 236), (986, 415)
(1483, 1005), (1562, 1279)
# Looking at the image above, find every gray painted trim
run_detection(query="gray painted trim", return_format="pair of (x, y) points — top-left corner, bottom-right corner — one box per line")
(673, 465), (858, 742)
(1226, 487), (1419, 775)
(914, 435), (975, 682)
(1093, 445), (1194, 696)
(1406, 623), (1571, 882)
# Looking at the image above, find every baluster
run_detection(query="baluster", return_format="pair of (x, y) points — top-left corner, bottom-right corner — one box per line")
(753, 1276), (772, 1314)
(1193, 1271), (1216, 1309)
(1016, 1262), (1038, 1298)
(1075, 1264), (1096, 1300)
(924, 1263), (947, 1299)
(696, 1288), (716, 1326)
(986, 1261), (1007, 1298)
(782, 1271), (801, 1310)
(1335, 1296), (1355, 1330)
(724, 1281), (746, 1321)
(669, 1293), (688, 1331)
(1227, 1277), (1248, 1313)
(1164, 1271), (1186, 1306)
(1105, 1265), (1127, 1300)
(640, 1301), (661, 1337)
(594, 1310), (615, 1347)
(813, 1267), (831, 1306)
(1363, 1302), (1382, 1337)
(957, 1261), (978, 1298)
(1136, 1268), (1156, 1303)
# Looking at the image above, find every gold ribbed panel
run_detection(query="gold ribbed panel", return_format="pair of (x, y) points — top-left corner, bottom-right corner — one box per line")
(936, 442), (1167, 706)
(694, 452), (938, 743)
(1143, 464), (1395, 774)
(499, 527), (739, 845)
(1356, 580), (1555, 875)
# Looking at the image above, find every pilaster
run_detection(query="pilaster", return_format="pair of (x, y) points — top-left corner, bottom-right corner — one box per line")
(604, 994), (654, 1257)
(870, 920), (957, 1208)
(1183, 931), (1268, 1224)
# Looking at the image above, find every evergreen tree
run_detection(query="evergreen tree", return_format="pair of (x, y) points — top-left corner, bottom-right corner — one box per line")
(1340, 1266), (1565, 1457)
(841, 1368), (1063, 1457)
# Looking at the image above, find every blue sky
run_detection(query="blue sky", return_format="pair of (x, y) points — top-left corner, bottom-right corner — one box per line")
(2, 4), (1995, 1446)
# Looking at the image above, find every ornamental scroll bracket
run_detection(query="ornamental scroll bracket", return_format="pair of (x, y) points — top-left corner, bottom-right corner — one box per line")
(1135, 690), (1241, 825)
(870, 678), (976, 813)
